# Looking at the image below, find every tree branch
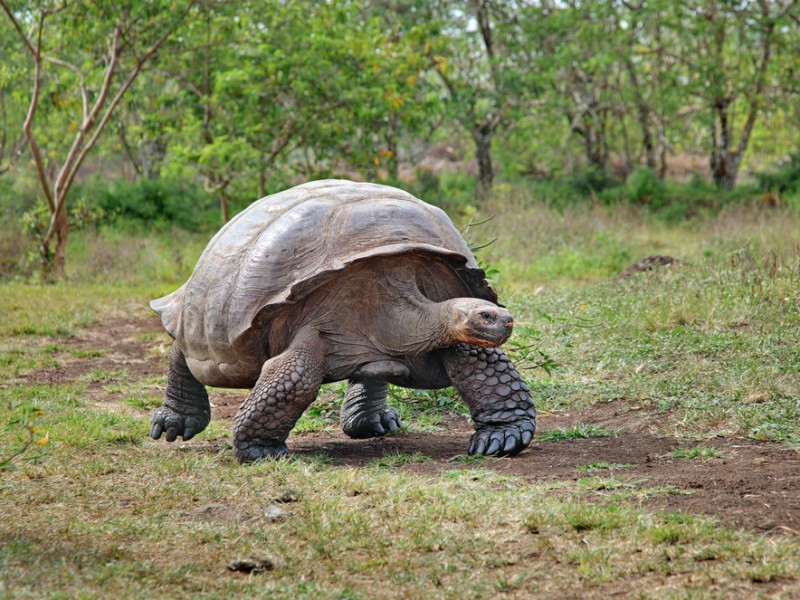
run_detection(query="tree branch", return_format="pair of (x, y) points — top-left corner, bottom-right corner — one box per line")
(0, 0), (37, 56)
(44, 1), (196, 247)
(18, 11), (55, 212)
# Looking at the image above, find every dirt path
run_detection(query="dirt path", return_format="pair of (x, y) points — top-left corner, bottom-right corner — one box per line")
(10, 313), (800, 533)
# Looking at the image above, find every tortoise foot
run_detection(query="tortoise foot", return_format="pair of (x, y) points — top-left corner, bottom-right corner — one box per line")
(343, 407), (405, 439)
(468, 420), (535, 457)
(235, 439), (289, 463)
(150, 406), (210, 442)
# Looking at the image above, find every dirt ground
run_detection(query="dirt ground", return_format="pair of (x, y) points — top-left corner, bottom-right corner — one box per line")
(13, 312), (800, 534)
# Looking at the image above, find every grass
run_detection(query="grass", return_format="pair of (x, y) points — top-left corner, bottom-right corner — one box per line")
(538, 422), (617, 441)
(2, 199), (800, 597)
(577, 462), (635, 472)
(367, 451), (433, 468)
(670, 445), (723, 460)
(1, 420), (798, 598)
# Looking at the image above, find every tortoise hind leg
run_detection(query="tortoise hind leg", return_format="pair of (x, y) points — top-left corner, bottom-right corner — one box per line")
(233, 336), (326, 462)
(151, 343), (211, 442)
(340, 379), (404, 439)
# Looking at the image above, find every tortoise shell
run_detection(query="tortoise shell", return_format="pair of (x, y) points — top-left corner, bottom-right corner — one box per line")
(151, 180), (496, 384)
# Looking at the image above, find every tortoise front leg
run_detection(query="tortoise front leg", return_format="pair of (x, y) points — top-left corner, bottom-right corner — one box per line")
(442, 344), (536, 457)
(151, 343), (211, 442)
(233, 337), (326, 462)
(340, 379), (404, 439)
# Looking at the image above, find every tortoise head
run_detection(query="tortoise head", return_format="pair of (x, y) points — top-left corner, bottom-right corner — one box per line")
(444, 299), (514, 348)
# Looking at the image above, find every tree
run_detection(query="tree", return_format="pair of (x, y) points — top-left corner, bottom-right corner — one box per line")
(0, 24), (27, 176)
(0, 0), (194, 279)
(422, 0), (527, 197)
(674, 0), (796, 189)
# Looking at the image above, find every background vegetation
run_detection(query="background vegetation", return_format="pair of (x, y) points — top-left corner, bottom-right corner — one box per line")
(1, 0), (800, 279)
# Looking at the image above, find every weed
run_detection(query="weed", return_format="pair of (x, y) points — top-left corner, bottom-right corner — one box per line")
(367, 451), (432, 469)
(577, 462), (635, 472)
(538, 423), (617, 441)
(124, 395), (163, 411)
(71, 349), (106, 359)
(670, 446), (723, 460)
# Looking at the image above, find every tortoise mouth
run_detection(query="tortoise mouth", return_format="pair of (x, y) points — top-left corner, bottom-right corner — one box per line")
(458, 320), (514, 348)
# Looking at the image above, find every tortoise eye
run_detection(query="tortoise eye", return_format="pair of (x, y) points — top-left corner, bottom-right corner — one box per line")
(480, 311), (492, 320)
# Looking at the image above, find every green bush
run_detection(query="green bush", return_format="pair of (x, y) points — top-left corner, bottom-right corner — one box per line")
(78, 177), (216, 231)
(569, 165), (618, 194)
(621, 167), (667, 207)
(754, 154), (800, 194)
(401, 168), (477, 216)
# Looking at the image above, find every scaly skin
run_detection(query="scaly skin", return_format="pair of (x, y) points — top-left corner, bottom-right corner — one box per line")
(232, 338), (325, 462)
(442, 344), (536, 457)
(340, 380), (404, 439)
(150, 343), (211, 442)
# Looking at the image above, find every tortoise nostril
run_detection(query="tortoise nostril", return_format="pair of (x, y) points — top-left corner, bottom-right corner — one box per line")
(502, 316), (514, 328)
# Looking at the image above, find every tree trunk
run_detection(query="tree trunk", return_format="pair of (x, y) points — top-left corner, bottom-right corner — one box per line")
(710, 101), (740, 190)
(41, 200), (69, 281)
(656, 115), (668, 179)
(141, 138), (166, 180)
(258, 163), (266, 198)
(219, 189), (229, 224)
(472, 124), (494, 198)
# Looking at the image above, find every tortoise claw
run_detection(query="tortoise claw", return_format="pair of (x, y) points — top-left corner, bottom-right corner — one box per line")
(342, 406), (404, 439)
(235, 439), (289, 463)
(468, 420), (535, 457)
(150, 406), (210, 443)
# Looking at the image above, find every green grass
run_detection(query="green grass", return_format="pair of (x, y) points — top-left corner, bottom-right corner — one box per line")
(538, 422), (617, 441)
(367, 451), (433, 469)
(577, 462), (635, 472)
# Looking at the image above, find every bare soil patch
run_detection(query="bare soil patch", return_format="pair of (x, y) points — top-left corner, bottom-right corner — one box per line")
(13, 314), (800, 533)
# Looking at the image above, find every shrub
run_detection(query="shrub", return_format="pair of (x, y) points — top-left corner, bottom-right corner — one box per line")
(754, 154), (800, 194)
(78, 176), (216, 231)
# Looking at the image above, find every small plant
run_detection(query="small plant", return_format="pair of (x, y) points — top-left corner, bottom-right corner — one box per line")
(577, 462), (635, 472)
(563, 502), (630, 532)
(71, 349), (106, 359)
(1, 402), (49, 471)
(124, 395), (163, 410)
(538, 422), (617, 442)
(669, 445), (722, 460)
(507, 305), (599, 377)
(367, 451), (432, 469)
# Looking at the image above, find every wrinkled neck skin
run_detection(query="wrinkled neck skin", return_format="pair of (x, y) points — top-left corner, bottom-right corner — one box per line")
(308, 263), (458, 357)
(378, 287), (455, 356)
(361, 269), (454, 356)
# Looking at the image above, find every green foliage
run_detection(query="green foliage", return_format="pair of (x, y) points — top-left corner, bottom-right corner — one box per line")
(538, 423), (617, 442)
(670, 446), (723, 461)
(754, 154), (800, 194)
(0, 401), (49, 471)
(367, 451), (432, 469)
(80, 177), (215, 231)
(406, 168), (478, 216)
(570, 166), (619, 195)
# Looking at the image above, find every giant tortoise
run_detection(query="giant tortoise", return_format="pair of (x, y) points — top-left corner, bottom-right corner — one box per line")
(150, 180), (536, 462)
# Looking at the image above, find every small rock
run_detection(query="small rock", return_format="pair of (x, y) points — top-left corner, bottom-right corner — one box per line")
(263, 504), (290, 522)
(275, 490), (298, 503)
(617, 255), (680, 279)
(747, 393), (769, 404)
(227, 557), (275, 574)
